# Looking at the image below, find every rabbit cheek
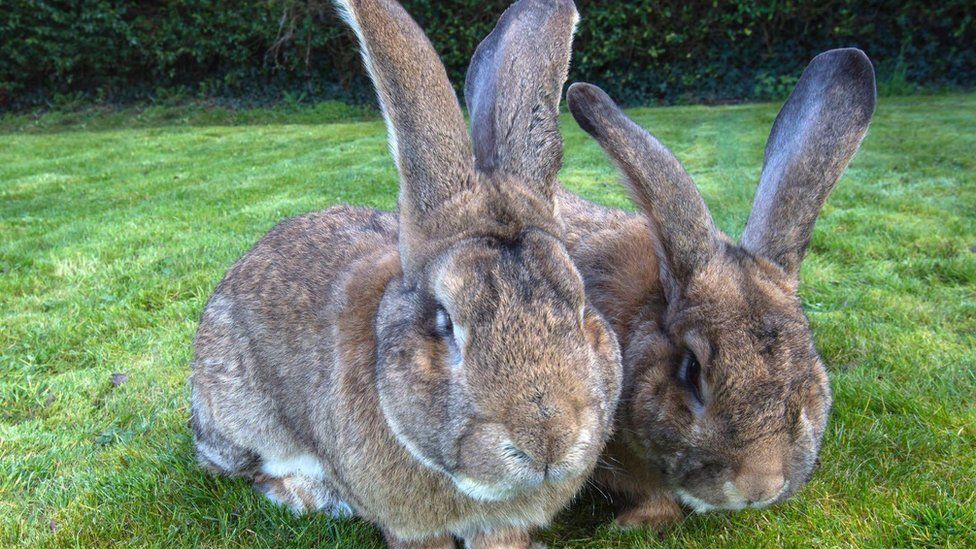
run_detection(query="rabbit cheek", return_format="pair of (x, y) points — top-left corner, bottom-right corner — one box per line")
(789, 369), (831, 487)
(624, 337), (685, 451)
(789, 408), (820, 488)
(450, 424), (526, 502)
(804, 362), (832, 445)
(668, 461), (730, 511)
(375, 329), (466, 475)
(582, 310), (623, 424)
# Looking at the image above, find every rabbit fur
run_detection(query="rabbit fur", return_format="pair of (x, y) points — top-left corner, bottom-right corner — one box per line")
(190, 0), (623, 546)
(557, 48), (876, 528)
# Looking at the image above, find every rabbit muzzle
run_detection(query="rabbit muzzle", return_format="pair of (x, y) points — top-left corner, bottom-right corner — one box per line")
(448, 405), (602, 502)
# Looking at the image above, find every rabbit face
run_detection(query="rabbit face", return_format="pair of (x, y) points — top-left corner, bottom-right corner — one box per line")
(376, 184), (621, 503)
(623, 248), (831, 511)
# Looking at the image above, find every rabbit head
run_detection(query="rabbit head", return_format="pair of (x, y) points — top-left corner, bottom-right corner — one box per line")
(337, 0), (621, 503)
(566, 49), (876, 511)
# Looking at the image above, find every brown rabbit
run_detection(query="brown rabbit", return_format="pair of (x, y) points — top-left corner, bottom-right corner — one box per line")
(189, 0), (622, 547)
(556, 49), (876, 528)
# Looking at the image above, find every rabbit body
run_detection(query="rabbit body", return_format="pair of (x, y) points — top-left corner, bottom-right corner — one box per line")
(190, 0), (623, 546)
(558, 49), (877, 528)
(191, 206), (609, 542)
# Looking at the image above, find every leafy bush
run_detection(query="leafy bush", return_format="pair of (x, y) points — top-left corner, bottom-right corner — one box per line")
(1, 0), (973, 110)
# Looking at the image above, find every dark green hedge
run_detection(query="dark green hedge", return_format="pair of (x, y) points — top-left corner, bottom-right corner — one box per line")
(2, 0), (973, 110)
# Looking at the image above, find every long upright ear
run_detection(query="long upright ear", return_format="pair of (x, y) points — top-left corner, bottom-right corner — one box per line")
(464, 0), (578, 197)
(567, 83), (720, 300)
(740, 48), (877, 276)
(334, 0), (474, 256)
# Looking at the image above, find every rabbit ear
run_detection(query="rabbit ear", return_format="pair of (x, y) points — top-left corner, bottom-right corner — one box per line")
(464, 0), (578, 197)
(334, 0), (474, 240)
(741, 48), (876, 276)
(567, 83), (720, 299)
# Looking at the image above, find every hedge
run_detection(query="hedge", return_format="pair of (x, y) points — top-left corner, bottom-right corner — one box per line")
(1, 0), (973, 110)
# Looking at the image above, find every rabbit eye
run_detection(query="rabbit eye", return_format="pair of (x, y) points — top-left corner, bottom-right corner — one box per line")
(680, 351), (704, 407)
(435, 307), (465, 368)
(435, 307), (453, 338)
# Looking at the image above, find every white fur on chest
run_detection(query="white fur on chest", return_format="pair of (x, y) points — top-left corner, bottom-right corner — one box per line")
(261, 453), (327, 480)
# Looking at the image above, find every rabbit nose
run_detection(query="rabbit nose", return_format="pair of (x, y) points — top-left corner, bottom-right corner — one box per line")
(508, 398), (583, 478)
(507, 431), (577, 480)
(733, 469), (786, 504)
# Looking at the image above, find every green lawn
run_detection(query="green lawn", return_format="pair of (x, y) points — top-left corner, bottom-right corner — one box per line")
(2, 94), (974, 547)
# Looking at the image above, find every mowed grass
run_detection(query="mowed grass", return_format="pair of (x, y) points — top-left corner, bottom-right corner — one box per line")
(1, 93), (974, 547)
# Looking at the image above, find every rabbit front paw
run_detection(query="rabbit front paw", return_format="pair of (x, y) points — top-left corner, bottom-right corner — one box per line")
(614, 493), (684, 532)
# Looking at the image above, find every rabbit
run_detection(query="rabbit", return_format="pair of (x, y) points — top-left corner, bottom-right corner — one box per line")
(553, 49), (877, 529)
(188, 0), (623, 547)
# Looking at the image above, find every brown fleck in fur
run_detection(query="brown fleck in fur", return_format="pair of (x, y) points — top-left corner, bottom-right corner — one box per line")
(190, 1), (622, 547)
(558, 49), (876, 528)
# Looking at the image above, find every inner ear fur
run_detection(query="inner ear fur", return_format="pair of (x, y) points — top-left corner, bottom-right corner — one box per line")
(740, 48), (877, 276)
(465, 0), (578, 198)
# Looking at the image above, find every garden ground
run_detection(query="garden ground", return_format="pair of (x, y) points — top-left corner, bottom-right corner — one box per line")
(1, 94), (974, 547)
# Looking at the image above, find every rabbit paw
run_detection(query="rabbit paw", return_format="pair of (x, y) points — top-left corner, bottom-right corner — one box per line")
(466, 527), (542, 548)
(614, 494), (683, 532)
(253, 474), (353, 518)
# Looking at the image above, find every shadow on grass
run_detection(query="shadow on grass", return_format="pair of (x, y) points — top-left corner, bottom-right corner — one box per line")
(541, 484), (626, 545)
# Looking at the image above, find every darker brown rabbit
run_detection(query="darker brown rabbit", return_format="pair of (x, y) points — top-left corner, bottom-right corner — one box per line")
(190, 0), (622, 547)
(557, 49), (876, 528)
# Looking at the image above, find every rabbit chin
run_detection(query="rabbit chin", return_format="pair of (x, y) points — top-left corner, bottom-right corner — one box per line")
(451, 475), (523, 502)
(675, 480), (791, 513)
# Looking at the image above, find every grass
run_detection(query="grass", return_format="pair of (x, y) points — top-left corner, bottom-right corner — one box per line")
(1, 93), (974, 547)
